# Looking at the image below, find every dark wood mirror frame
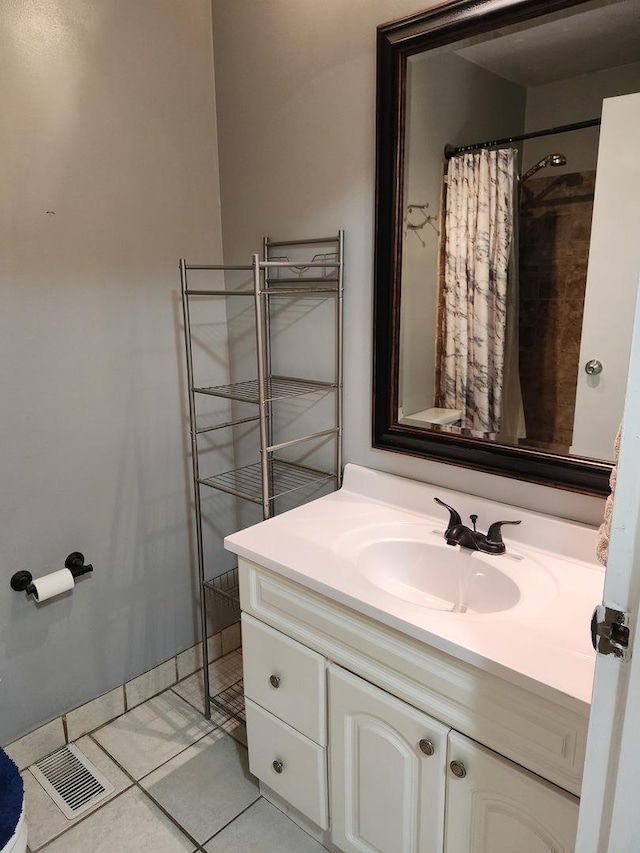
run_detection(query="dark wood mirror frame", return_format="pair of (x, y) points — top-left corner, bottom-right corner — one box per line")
(373, 0), (613, 496)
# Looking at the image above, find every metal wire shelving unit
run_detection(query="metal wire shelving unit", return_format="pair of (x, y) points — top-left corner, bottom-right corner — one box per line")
(180, 231), (344, 724)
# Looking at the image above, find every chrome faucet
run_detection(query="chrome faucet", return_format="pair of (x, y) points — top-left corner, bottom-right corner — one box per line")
(434, 498), (521, 555)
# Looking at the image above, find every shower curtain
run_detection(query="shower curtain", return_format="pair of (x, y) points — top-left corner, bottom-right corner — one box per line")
(438, 148), (516, 436)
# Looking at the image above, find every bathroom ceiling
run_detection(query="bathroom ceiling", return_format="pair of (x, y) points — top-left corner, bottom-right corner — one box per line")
(457, 0), (640, 86)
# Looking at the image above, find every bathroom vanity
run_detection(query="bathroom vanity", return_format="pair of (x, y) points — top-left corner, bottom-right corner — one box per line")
(225, 465), (603, 852)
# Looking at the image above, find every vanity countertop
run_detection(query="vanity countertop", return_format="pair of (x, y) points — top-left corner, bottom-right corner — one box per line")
(225, 464), (604, 710)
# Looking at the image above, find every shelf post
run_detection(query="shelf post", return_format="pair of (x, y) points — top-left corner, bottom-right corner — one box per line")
(336, 230), (344, 487)
(262, 236), (275, 514)
(253, 254), (272, 519)
(180, 259), (212, 719)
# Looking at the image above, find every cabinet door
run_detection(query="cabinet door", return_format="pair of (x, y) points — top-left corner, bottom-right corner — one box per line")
(329, 665), (449, 853)
(445, 731), (579, 853)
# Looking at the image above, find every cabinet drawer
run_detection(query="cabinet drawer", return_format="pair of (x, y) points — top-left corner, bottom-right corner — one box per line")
(245, 698), (328, 830)
(242, 612), (326, 744)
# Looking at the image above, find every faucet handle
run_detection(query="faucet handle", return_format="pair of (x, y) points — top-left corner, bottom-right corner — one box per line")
(434, 498), (463, 533)
(486, 519), (521, 544)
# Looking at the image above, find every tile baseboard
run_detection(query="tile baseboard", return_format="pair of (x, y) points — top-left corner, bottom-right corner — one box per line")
(4, 627), (240, 768)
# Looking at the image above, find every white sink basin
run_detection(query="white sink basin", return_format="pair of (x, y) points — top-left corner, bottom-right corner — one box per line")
(357, 540), (521, 613)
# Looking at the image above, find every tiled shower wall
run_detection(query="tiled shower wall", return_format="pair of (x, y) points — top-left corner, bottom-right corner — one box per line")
(518, 171), (595, 452)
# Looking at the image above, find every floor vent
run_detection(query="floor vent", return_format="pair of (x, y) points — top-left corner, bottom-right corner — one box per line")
(31, 744), (115, 819)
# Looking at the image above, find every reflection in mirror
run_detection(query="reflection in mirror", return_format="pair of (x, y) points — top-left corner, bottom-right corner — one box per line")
(396, 0), (640, 463)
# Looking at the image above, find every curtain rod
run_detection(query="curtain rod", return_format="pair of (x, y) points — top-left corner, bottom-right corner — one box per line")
(443, 117), (601, 160)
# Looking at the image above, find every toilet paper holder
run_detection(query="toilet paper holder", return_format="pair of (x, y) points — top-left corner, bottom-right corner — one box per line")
(10, 552), (93, 598)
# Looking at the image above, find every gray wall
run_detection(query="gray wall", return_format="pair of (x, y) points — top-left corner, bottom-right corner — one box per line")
(523, 61), (640, 174)
(1, 0), (226, 744)
(211, 0), (605, 525)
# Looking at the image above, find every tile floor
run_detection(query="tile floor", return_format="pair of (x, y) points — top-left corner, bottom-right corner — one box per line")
(22, 651), (328, 853)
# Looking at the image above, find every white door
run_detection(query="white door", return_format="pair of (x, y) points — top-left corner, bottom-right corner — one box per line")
(574, 90), (640, 852)
(328, 665), (449, 853)
(445, 731), (579, 853)
(571, 92), (640, 459)
(575, 278), (640, 851)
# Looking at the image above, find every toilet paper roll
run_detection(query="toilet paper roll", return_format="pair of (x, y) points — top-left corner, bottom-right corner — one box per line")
(31, 569), (74, 602)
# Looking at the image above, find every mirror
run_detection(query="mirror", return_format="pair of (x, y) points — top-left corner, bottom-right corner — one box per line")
(373, 0), (640, 495)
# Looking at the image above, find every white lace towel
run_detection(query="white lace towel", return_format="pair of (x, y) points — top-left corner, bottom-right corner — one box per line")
(596, 425), (622, 566)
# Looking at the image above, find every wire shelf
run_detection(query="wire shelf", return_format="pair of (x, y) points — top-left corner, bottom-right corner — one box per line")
(194, 376), (336, 404)
(266, 251), (338, 277)
(180, 231), (343, 729)
(265, 235), (340, 249)
(203, 568), (240, 612)
(264, 250), (339, 292)
(198, 459), (336, 504)
(210, 678), (245, 725)
(185, 288), (254, 297)
(262, 284), (340, 296)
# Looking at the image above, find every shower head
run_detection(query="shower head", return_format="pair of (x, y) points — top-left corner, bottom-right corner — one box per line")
(520, 153), (567, 183)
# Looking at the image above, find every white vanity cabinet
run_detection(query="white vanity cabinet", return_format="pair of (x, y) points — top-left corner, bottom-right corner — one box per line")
(237, 558), (587, 853)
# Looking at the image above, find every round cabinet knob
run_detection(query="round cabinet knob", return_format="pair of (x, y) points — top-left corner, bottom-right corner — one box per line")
(272, 759), (284, 774)
(450, 760), (467, 778)
(585, 359), (603, 375)
(269, 674), (281, 689)
(418, 739), (435, 756)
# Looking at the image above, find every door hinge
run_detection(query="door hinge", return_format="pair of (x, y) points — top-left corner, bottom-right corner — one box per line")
(591, 605), (631, 660)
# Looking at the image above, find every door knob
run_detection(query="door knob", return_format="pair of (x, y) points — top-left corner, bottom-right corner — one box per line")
(418, 739), (435, 756)
(269, 674), (281, 689)
(584, 359), (603, 375)
(450, 760), (467, 778)
(272, 759), (284, 774)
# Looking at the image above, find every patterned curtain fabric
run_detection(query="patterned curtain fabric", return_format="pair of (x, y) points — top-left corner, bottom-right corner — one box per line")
(440, 148), (516, 436)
